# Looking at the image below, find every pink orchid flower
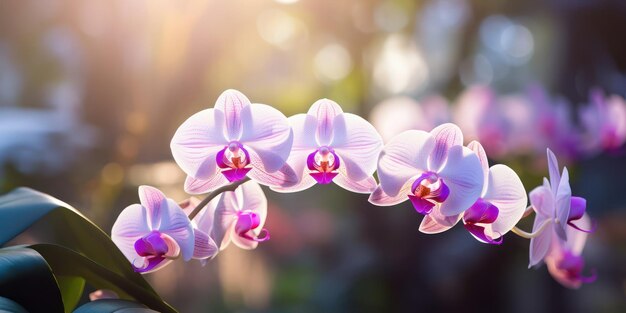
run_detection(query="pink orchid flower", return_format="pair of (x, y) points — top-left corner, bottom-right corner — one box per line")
(212, 181), (270, 250)
(273, 99), (383, 193)
(419, 141), (527, 244)
(180, 197), (219, 263)
(579, 89), (626, 154)
(171, 89), (296, 194)
(545, 213), (596, 289)
(369, 123), (484, 224)
(529, 149), (595, 267)
(111, 186), (194, 273)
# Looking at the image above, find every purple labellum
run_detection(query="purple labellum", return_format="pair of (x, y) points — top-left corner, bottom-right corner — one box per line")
(567, 196), (597, 233)
(235, 211), (270, 242)
(307, 147), (340, 184)
(463, 198), (502, 245)
(408, 172), (450, 215)
(216, 142), (251, 182)
(558, 251), (597, 284)
(133, 231), (175, 273)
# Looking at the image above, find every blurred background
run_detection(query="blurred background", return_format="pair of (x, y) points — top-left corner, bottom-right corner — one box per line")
(1, 0), (626, 312)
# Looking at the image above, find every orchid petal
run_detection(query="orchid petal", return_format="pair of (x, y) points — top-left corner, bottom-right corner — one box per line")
(529, 180), (554, 218)
(111, 204), (151, 264)
(368, 182), (412, 206)
(484, 165), (527, 236)
(214, 89), (250, 141)
(334, 174), (377, 194)
(547, 148), (561, 194)
(211, 193), (238, 250)
(171, 108), (228, 180)
(138, 186), (166, 229)
(237, 181), (268, 221)
(554, 167), (571, 241)
(332, 113), (383, 181)
(289, 114), (318, 151)
(158, 199), (195, 261)
(428, 123), (464, 172)
(240, 103), (293, 173)
(308, 99), (343, 146)
(437, 145), (484, 216)
(419, 209), (460, 234)
(192, 230), (219, 260)
(230, 231), (259, 250)
(184, 174), (229, 194)
(377, 130), (433, 197)
(529, 215), (553, 267)
(467, 140), (489, 192)
(566, 214), (591, 255)
(247, 148), (298, 188)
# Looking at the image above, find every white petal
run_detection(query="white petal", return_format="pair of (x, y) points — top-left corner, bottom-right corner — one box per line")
(368, 182), (412, 206)
(138, 186), (166, 229)
(240, 103), (293, 173)
(547, 148), (561, 194)
(214, 89), (251, 141)
(170, 108), (228, 180)
(467, 140), (489, 193)
(529, 216), (553, 267)
(554, 167), (571, 240)
(428, 123), (464, 172)
(308, 98), (343, 146)
(377, 130), (433, 197)
(247, 148), (299, 188)
(192, 230), (219, 260)
(332, 113), (383, 181)
(184, 174), (229, 194)
(483, 164), (527, 236)
(211, 193), (238, 250)
(289, 114), (318, 151)
(419, 209), (461, 234)
(437, 145), (484, 216)
(111, 204), (150, 264)
(159, 199), (195, 261)
(334, 173), (377, 194)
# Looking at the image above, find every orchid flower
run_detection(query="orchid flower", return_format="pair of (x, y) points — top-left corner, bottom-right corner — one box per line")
(273, 99), (383, 193)
(369, 123), (484, 226)
(545, 213), (596, 289)
(528, 149), (595, 267)
(111, 186), (194, 273)
(453, 85), (509, 158)
(212, 181), (270, 250)
(579, 89), (626, 153)
(171, 89), (296, 194)
(419, 141), (527, 244)
(180, 197), (219, 263)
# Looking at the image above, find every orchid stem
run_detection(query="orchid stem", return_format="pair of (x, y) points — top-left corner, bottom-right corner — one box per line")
(511, 219), (552, 239)
(187, 177), (251, 220)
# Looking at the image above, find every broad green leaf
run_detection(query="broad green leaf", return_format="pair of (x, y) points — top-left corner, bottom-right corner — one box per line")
(73, 299), (158, 313)
(56, 276), (86, 313)
(0, 188), (177, 313)
(0, 247), (65, 313)
(30, 244), (176, 313)
(0, 296), (29, 313)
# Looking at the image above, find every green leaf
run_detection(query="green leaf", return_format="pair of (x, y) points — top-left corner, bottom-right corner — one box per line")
(0, 247), (65, 313)
(0, 296), (29, 313)
(30, 243), (176, 313)
(73, 299), (159, 313)
(0, 188), (177, 313)
(56, 276), (86, 313)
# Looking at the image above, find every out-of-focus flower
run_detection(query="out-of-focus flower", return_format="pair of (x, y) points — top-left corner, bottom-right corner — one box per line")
(545, 214), (596, 289)
(370, 124), (484, 225)
(213, 181), (269, 250)
(529, 149), (594, 267)
(525, 85), (580, 160)
(89, 290), (119, 301)
(171, 89), (296, 194)
(419, 141), (527, 244)
(369, 95), (450, 142)
(111, 186), (194, 273)
(579, 89), (626, 154)
(452, 85), (509, 157)
(274, 99), (382, 193)
(180, 197), (219, 263)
